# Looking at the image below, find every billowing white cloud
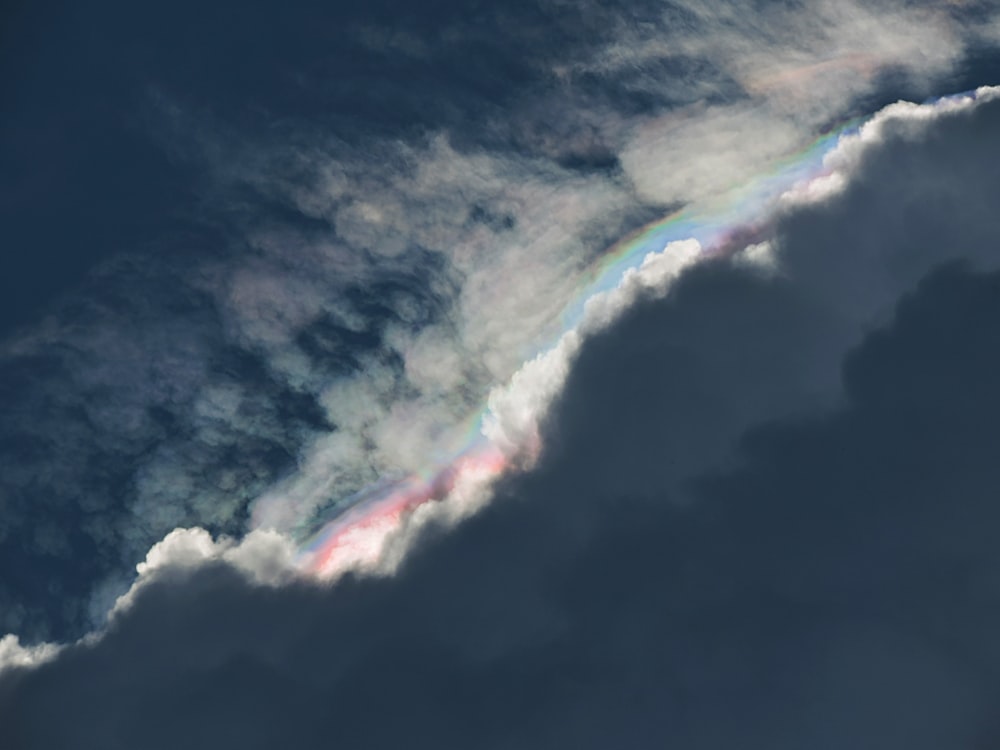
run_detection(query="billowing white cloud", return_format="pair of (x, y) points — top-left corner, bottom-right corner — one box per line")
(111, 527), (299, 619)
(0, 635), (61, 675)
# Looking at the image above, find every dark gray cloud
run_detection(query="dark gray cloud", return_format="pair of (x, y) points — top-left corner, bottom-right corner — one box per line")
(3, 75), (1000, 749)
(4, 244), (999, 750)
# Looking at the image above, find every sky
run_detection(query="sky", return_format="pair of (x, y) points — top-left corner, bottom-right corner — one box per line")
(3, 0), (1000, 747)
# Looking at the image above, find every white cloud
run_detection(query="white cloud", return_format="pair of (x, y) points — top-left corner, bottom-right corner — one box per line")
(0, 635), (61, 674)
(110, 527), (299, 619)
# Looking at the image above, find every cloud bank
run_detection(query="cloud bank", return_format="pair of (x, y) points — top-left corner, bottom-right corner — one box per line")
(3, 72), (1000, 748)
(2, 0), (999, 649)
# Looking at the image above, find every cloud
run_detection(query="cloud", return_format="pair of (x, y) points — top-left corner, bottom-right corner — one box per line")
(482, 238), (704, 457)
(0, 637), (60, 674)
(4, 68), (1000, 749)
(2, 0), (1000, 645)
(478, 87), (1000, 510)
(109, 527), (298, 619)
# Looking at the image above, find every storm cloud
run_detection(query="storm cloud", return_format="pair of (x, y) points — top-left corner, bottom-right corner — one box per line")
(3, 67), (1000, 748)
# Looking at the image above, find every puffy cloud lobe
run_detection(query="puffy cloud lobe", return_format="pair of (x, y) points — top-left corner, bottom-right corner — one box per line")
(0, 637), (61, 674)
(110, 528), (298, 618)
(4, 72), (1000, 749)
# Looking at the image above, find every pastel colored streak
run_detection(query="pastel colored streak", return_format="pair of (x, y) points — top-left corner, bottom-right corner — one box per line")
(299, 440), (507, 575)
(743, 53), (880, 94)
